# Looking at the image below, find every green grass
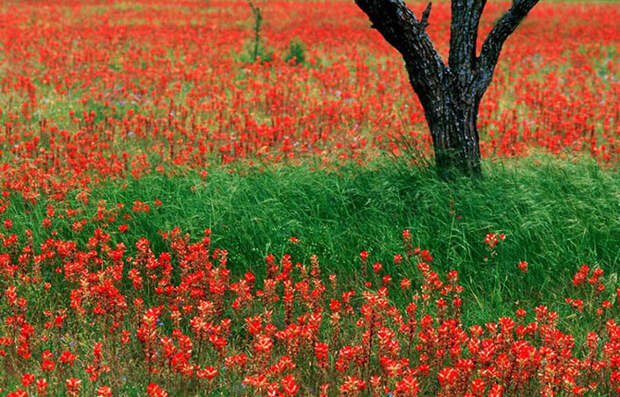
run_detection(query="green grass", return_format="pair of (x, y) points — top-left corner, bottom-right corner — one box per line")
(7, 156), (618, 327)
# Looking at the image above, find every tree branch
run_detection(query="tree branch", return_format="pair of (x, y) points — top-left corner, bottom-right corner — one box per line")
(476, 0), (539, 94)
(355, 0), (448, 105)
(448, 0), (486, 84)
(419, 2), (432, 30)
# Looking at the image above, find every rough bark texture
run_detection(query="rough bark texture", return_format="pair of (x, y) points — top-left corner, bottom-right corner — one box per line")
(355, 0), (539, 175)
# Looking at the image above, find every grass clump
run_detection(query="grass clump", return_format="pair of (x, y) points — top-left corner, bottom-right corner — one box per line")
(7, 157), (618, 324)
(0, 157), (618, 395)
(284, 40), (307, 65)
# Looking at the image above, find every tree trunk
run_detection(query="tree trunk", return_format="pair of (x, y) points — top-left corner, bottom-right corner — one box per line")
(423, 89), (482, 176)
(403, 59), (483, 176)
(355, 0), (540, 177)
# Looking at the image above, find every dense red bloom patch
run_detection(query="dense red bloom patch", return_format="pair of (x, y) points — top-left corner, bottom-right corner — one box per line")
(0, 0), (617, 394)
(0, 0), (617, 204)
(0, 215), (618, 395)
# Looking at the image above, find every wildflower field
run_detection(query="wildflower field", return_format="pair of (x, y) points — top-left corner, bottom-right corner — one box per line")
(0, 0), (618, 395)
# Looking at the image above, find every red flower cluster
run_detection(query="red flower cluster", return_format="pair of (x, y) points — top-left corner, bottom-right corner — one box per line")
(0, 1), (616, 205)
(0, 0), (617, 394)
(0, 221), (617, 396)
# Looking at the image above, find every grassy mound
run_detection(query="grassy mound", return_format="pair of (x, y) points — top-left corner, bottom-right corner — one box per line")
(7, 157), (618, 324)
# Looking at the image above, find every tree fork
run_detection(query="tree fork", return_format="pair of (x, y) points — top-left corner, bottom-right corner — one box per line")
(355, 0), (540, 176)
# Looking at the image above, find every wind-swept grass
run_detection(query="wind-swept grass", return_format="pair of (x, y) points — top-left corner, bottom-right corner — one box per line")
(7, 156), (618, 325)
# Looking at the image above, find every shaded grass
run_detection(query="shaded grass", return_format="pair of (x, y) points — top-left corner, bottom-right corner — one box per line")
(7, 156), (619, 326)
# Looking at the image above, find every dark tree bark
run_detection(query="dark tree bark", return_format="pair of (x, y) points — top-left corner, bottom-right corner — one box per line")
(355, 0), (539, 176)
